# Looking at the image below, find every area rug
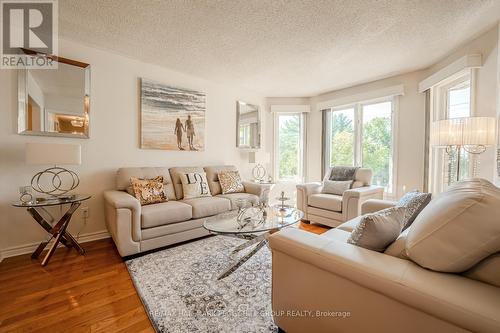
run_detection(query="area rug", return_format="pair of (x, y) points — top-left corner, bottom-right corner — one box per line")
(125, 236), (277, 332)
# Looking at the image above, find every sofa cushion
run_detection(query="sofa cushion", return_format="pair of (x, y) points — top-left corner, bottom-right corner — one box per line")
(182, 196), (231, 219)
(337, 216), (362, 232)
(323, 167), (372, 188)
(141, 201), (192, 228)
(217, 192), (259, 209)
(384, 228), (410, 259)
(116, 167), (176, 200)
(347, 206), (406, 252)
(308, 193), (342, 212)
(204, 165), (238, 195)
(169, 167), (205, 200)
(463, 253), (500, 288)
(322, 228), (351, 243)
(406, 178), (500, 272)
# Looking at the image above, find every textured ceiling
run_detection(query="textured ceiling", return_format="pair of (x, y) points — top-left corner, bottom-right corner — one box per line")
(59, 0), (500, 96)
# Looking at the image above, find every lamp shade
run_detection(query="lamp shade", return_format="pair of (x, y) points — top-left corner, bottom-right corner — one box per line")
(248, 151), (270, 164)
(25, 143), (81, 165)
(430, 117), (497, 147)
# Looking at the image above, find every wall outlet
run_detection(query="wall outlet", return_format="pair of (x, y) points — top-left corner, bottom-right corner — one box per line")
(81, 206), (90, 219)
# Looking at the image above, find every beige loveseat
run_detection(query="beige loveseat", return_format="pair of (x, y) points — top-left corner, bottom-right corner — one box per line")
(104, 165), (268, 256)
(270, 179), (500, 333)
(296, 168), (384, 227)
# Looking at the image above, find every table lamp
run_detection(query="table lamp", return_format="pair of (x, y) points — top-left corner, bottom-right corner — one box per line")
(430, 116), (496, 181)
(248, 151), (270, 182)
(25, 143), (82, 197)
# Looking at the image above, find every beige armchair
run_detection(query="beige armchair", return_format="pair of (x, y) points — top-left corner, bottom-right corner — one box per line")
(296, 168), (384, 227)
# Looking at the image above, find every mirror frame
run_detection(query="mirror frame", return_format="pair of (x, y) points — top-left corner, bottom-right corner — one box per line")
(236, 100), (261, 149)
(17, 49), (91, 139)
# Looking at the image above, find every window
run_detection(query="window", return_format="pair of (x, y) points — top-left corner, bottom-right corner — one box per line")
(275, 113), (306, 181)
(324, 99), (395, 193)
(429, 71), (473, 193)
(446, 77), (471, 183)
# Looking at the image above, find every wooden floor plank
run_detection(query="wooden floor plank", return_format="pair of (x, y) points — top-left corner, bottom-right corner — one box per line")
(0, 239), (152, 333)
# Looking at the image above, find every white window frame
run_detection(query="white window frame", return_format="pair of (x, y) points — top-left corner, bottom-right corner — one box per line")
(273, 112), (307, 182)
(325, 96), (398, 195)
(428, 69), (475, 194)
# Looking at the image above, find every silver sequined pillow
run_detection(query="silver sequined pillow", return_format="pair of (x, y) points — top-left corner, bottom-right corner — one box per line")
(397, 190), (432, 230)
(347, 206), (406, 252)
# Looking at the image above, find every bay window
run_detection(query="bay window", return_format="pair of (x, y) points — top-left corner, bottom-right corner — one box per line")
(323, 98), (396, 193)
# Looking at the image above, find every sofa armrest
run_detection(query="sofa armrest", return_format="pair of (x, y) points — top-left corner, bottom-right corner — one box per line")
(296, 182), (322, 219)
(242, 181), (268, 197)
(269, 228), (500, 333)
(103, 190), (142, 255)
(342, 185), (384, 220)
(361, 199), (397, 214)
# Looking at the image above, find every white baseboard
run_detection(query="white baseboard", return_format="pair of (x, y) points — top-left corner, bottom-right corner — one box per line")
(0, 230), (110, 262)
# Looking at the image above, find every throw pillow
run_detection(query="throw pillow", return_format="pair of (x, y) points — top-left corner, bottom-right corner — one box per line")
(397, 190), (432, 230)
(130, 176), (168, 205)
(218, 170), (244, 194)
(347, 206), (406, 252)
(322, 180), (352, 195)
(180, 172), (212, 199)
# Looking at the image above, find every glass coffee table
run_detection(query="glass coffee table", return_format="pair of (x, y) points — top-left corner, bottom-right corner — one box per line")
(203, 206), (303, 279)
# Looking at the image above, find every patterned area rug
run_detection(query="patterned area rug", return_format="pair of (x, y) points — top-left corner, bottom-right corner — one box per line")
(126, 236), (277, 333)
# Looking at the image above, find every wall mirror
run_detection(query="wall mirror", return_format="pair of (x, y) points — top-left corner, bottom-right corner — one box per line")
(18, 52), (91, 138)
(236, 101), (261, 149)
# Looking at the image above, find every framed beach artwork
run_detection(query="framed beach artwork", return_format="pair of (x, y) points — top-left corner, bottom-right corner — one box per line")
(140, 78), (206, 151)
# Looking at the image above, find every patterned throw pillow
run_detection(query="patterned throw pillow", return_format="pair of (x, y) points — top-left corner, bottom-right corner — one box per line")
(218, 171), (244, 194)
(180, 172), (212, 199)
(130, 176), (168, 205)
(348, 206), (406, 252)
(397, 190), (432, 230)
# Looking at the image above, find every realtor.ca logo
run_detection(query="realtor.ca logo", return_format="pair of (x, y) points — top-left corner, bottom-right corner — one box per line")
(1, 0), (58, 69)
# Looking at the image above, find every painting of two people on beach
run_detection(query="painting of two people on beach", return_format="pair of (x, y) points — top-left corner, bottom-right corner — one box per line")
(141, 78), (205, 151)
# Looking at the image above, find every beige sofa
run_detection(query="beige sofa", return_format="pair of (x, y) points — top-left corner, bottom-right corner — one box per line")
(104, 165), (268, 256)
(270, 179), (500, 333)
(296, 168), (384, 227)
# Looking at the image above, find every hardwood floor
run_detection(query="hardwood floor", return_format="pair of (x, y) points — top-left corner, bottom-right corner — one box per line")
(0, 239), (153, 333)
(0, 222), (328, 333)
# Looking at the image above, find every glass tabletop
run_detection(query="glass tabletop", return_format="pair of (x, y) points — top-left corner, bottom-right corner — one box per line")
(203, 206), (304, 234)
(12, 194), (91, 208)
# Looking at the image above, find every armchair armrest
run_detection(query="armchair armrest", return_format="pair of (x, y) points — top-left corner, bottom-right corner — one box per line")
(296, 182), (322, 219)
(296, 182), (323, 196)
(269, 228), (500, 333)
(342, 185), (384, 220)
(361, 199), (397, 214)
(103, 190), (142, 255)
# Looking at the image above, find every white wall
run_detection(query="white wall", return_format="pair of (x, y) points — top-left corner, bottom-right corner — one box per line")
(0, 39), (265, 256)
